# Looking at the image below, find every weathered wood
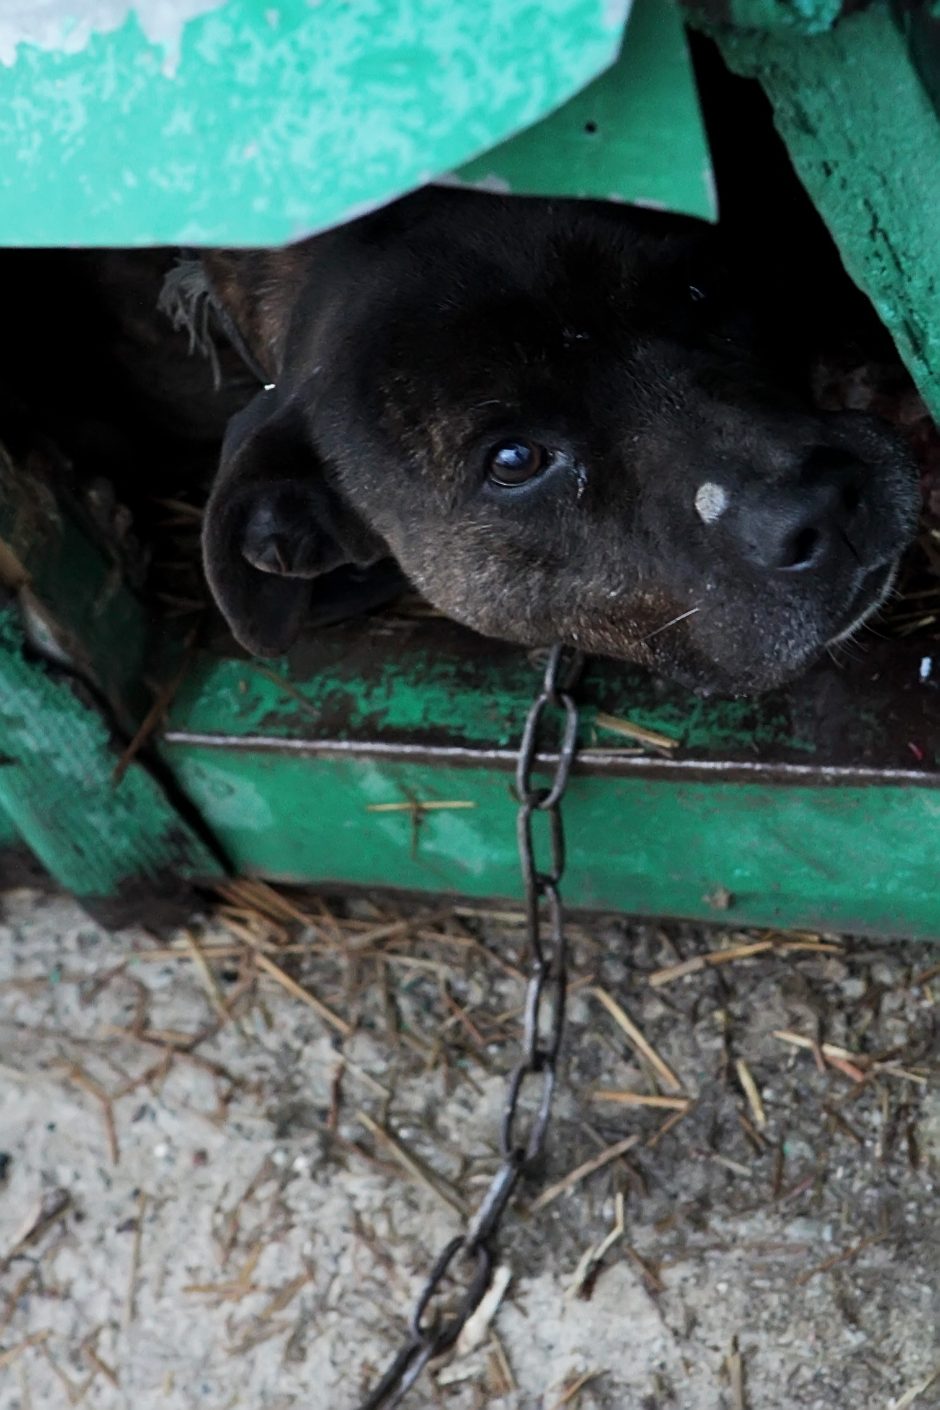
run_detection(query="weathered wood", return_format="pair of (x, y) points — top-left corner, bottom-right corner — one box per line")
(697, 4), (940, 422)
(158, 616), (940, 940)
(0, 449), (223, 921)
(0, 0), (715, 247)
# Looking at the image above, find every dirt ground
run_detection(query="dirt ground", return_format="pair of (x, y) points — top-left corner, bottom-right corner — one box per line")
(0, 883), (937, 1410)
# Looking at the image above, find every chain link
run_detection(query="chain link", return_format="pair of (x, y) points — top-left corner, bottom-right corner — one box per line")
(355, 644), (585, 1410)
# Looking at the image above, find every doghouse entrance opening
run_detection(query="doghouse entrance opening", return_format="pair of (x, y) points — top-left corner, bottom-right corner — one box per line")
(1, 40), (939, 936)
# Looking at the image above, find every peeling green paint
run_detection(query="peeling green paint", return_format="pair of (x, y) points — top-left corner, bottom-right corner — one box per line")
(169, 639), (824, 760)
(156, 616), (940, 939)
(0, 608), (220, 902)
(0, 0), (646, 247)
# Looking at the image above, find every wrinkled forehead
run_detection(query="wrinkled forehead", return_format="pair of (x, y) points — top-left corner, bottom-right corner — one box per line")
(367, 215), (724, 398)
(370, 262), (612, 419)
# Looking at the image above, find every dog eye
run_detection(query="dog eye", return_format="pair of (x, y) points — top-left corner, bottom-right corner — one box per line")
(487, 439), (549, 486)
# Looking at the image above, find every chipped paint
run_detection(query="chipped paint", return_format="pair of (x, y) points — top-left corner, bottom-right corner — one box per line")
(0, 0), (649, 247)
(0, 0), (718, 247)
(0, 0), (225, 68)
(156, 614), (940, 937)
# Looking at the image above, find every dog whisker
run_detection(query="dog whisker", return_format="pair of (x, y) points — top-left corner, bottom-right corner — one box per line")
(829, 628), (868, 664)
(827, 639), (859, 667)
(635, 605), (701, 645)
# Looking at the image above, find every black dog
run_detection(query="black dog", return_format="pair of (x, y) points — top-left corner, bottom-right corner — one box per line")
(177, 186), (917, 695)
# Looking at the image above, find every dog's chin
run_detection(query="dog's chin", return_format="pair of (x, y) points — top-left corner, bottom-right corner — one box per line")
(659, 560), (901, 698)
(660, 655), (815, 700)
(825, 559), (898, 647)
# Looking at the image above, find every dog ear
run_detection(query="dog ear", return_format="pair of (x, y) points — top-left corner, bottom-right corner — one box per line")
(202, 389), (385, 656)
(196, 247), (313, 386)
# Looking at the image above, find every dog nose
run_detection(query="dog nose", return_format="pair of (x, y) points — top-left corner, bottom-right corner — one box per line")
(717, 449), (864, 574)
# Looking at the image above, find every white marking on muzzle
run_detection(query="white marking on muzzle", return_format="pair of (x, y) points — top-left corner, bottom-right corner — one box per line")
(694, 481), (729, 524)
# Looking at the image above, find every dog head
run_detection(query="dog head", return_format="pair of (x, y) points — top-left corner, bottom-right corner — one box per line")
(196, 188), (918, 695)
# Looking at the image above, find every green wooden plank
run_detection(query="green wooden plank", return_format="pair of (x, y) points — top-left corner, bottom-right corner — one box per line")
(161, 748), (940, 940)
(164, 649), (807, 758)
(0, 444), (151, 727)
(685, 0), (844, 35)
(0, 606), (221, 915)
(158, 620), (940, 939)
(452, 0), (716, 220)
(0, 0), (633, 247)
(160, 623), (904, 768)
(708, 5), (940, 423)
(0, 444), (223, 916)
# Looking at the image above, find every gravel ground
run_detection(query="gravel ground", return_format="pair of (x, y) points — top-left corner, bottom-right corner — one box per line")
(0, 885), (937, 1410)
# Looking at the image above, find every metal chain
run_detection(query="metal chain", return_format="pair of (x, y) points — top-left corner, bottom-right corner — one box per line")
(356, 643), (585, 1410)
